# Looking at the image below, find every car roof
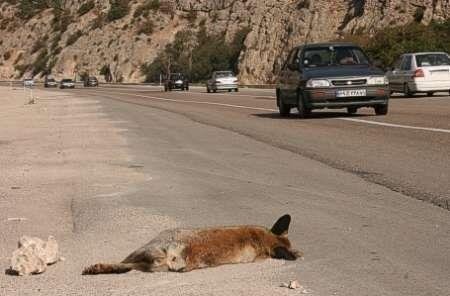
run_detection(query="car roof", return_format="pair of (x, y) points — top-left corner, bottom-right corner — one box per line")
(301, 42), (360, 49)
(408, 52), (449, 55)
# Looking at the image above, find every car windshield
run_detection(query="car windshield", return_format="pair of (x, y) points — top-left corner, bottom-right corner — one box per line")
(415, 54), (450, 67)
(216, 71), (234, 78)
(47, 79), (55, 82)
(170, 74), (183, 80)
(302, 46), (370, 67)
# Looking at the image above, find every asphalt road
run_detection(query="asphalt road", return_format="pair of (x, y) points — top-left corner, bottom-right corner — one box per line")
(56, 85), (450, 209)
(6, 84), (448, 295)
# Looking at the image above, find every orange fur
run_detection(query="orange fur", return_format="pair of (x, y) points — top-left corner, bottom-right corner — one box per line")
(82, 215), (302, 275)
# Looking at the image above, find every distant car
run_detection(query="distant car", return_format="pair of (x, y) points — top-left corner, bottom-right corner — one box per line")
(23, 78), (34, 87)
(387, 52), (450, 97)
(276, 42), (389, 117)
(164, 73), (189, 91)
(44, 77), (57, 88)
(84, 76), (98, 87)
(60, 79), (75, 89)
(206, 71), (238, 93)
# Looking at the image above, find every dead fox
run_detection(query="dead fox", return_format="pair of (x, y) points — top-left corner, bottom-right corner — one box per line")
(82, 214), (302, 275)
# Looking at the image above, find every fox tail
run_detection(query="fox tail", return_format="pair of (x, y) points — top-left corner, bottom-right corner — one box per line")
(82, 263), (134, 275)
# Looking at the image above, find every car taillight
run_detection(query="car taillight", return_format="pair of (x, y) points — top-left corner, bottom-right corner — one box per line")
(413, 69), (425, 78)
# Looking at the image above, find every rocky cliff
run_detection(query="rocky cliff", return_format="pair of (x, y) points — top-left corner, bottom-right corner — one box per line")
(0, 0), (449, 83)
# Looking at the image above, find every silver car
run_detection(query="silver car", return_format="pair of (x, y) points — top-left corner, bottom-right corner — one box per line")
(206, 71), (238, 93)
(387, 52), (450, 96)
(23, 78), (34, 87)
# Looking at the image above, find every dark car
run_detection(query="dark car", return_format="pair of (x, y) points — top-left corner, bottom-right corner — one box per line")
(84, 76), (98, 87)
(164, 73), (189, 91)
(44, 77), (57, 88)
(60, 79), (75, 89)
(276, 42), (389, 117)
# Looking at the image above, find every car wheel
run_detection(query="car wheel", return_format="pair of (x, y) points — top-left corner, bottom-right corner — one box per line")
(278, 95), (291, 117)
(207, 87), (210, 93)
(228, 89), (232, 92)
(235, 88), (239, 92)
(374, 104), (388, 115)
(403, 83), (414, 97)
(347, 107), (358, 115)
(213, 89), (217, 93)
(297, 92), (311, 119)
(427, 92), (434, 97)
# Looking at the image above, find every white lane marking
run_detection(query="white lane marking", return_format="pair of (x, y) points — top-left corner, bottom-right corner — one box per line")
(188, 90), (275, 99)
(89, 89), (450, 134)
(338, 118), (450, 134)
(92, 89), (277, 112)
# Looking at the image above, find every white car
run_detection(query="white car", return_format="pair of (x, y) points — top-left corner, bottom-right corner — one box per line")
(23, 78), (34, 87)
(387, 52), (450, 96)
(206, 71), (238, 93)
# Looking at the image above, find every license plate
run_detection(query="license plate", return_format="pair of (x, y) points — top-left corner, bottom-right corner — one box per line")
(336, 89), (366, 97)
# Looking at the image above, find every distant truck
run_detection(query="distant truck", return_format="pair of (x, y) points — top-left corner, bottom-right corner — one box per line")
(44, 76), (57, 88)
(84, 76), (98, 87)
(164, 73), (189, 91)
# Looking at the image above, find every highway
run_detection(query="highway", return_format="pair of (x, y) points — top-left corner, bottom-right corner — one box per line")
(2, 84), (449, 295)
(66, 85), (450, 209)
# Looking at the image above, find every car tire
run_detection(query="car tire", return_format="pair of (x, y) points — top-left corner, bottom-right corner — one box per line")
(347, 107), (358, 114)
(213, 89), (217, 93)
(297, 92), (311, 119)
(235, 88), (239, 92)
(278, 96), (291, 117)
(228, 89), (232, 92)
(427, 92), (434, 97)
(207, 87), (210, 93)
(403, 83), (414, 97)
(374, 104), (388, 115)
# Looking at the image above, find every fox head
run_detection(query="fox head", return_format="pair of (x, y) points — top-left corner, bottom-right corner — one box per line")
(269, 214), (303, 260)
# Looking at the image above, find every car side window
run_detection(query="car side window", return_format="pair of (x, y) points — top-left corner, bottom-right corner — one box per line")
(393, 57), (403, 70)
(400, 55), (412, 71)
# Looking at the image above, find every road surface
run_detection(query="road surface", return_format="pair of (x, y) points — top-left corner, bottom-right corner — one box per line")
(1, 85), (449, 295)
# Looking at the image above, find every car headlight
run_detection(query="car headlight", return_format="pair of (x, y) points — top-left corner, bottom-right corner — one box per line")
(367, 76), (388, 85)
(306, 79), (330, 88)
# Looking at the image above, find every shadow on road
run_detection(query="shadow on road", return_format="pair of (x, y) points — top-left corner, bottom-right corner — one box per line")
(253, 112), (371, 120)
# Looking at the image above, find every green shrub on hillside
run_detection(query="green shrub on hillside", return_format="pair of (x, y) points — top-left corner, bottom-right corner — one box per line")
(141, 25), (250, 82)
(78, 1), (95, 16)
(107, 0), (130, 22)
(341, 20), (450, 68)
(134, 0), (160, 18)
(32, 49), (50, 76)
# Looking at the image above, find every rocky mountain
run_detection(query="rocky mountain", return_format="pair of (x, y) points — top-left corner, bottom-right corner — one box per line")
(0, 0), (449, 84)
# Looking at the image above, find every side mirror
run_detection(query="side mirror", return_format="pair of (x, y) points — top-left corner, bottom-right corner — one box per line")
(288, 60), (300, 71)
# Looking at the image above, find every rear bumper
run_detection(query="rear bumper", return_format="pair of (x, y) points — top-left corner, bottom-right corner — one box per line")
(408, 80), (450, 92)
(304, 86), (389, 109)
(213, 84), (238, 90)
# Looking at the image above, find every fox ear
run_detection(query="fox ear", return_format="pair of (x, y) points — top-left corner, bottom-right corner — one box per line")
(270, 214), (291, 236)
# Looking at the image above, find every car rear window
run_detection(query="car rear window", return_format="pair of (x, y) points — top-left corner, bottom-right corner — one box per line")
(303, 47), (369, 67)
(216, 72), (234, 78)
(415, 54), (450, 67)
